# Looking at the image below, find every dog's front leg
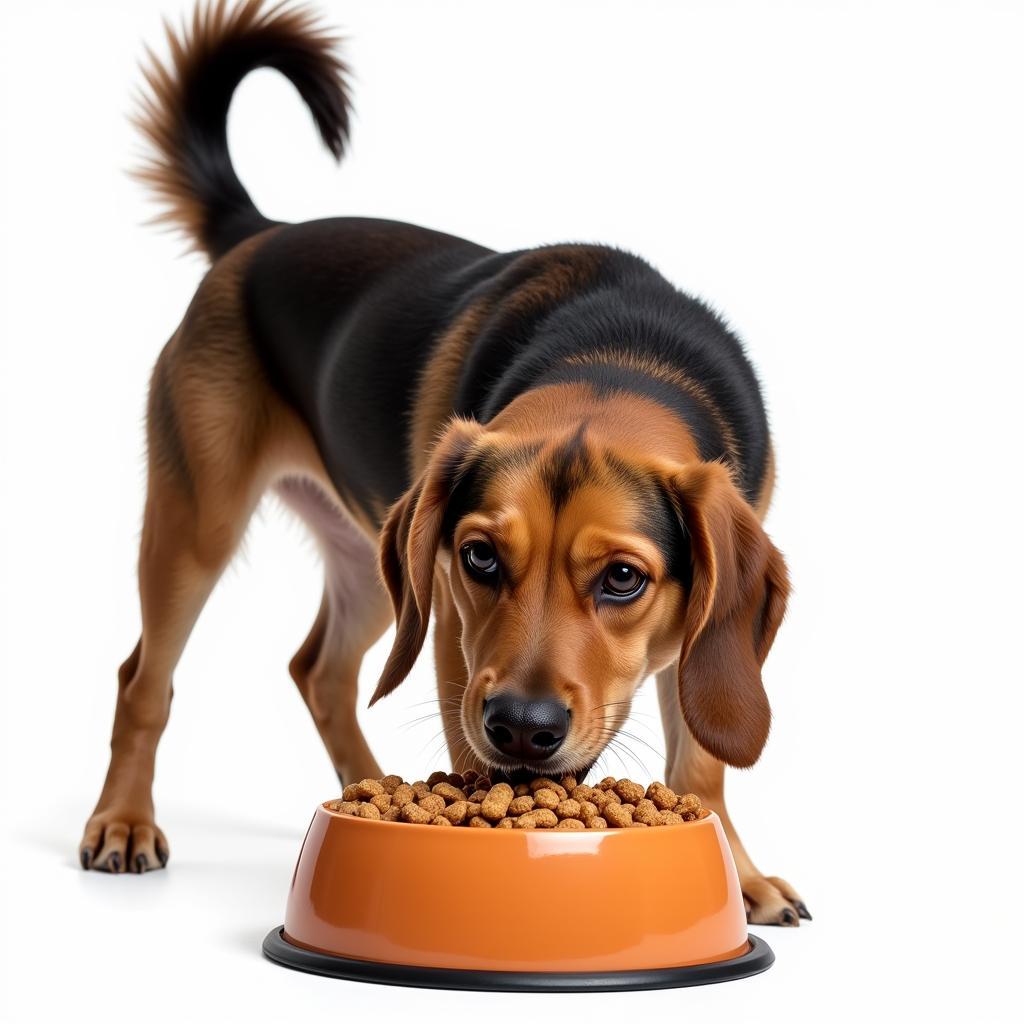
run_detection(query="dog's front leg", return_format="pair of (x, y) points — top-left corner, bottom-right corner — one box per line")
(656, 665), (810, 926)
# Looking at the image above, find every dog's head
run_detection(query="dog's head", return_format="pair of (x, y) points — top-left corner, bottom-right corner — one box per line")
(371, 415), (788, 778)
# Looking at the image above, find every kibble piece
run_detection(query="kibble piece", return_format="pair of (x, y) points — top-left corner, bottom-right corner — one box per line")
(463, 802), (482, 819)
(426, 770), (448, 787)
(571, 784), (595, 803)
(646, 782), (677, 810)
(333, 800), (359, 815)
(468, 789), (489, 803)
(533, 788), (560, 810)
(603, 789), (622, 805)
(604, 802), (634, 828)
(514, 783), (531, 797)
(495, 817), (515, 829)
(445, 772), (466, 788)
(430, 814), (452, 827)
(468, 815), (493, 828)
(370, 793), (392, 813)
(657, 810), (684, 826)
(631, 821), (649, 828)
(697, 808), (711, 819)
(675, 793), (702, 816)
(598, 776), (617, 790)
(613, 779), (645, 805)
(380, 774), (404, 795)
(634, 798), (659, 826)
(342, 783), (361, 802)
(578, 800), (599, 823)
(412, 781), (431, 799)
(400, 802), (433, 824)
(418, 793), (446, 815)
(529, 778), (568, 801)
(475, 776), (492, 790)
(559, 776), (578, 792)
(554, 817), (585, 831)
(391, 783), (415, 808)
(354, 803), (381, 820)
(482, 783), (514, 821)
(514, 808), (559, 829)
(382, 806), (402, 822)
(508, 795), (535, 816)
(556, 798), (583, 821)
(587, 816), (608, 830)
(463, 769), (479, 784)
(442, 800), (469, 825)
(431, 782), (465, 804)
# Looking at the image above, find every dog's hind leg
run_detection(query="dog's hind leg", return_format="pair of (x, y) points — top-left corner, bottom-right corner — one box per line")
(279, 478), (391, 786)
(657, 663), (811, 926)
(80, 235), (282, 873)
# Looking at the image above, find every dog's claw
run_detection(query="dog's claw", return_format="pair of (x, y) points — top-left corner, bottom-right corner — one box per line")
(795, 900), (812, 921)
(107, 852), (122, 874)
(80, 848), (92, 870)
(155, 843), (169, 867)
(135, 853), (148, 874)
(779, 906), (798, 927)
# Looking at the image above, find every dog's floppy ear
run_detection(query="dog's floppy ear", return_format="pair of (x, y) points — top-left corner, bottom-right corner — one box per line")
(370, 418), (483, 706)
(670, 462), (790, 768)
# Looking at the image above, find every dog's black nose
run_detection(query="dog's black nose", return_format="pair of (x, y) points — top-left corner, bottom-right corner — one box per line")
(483, 696), (569, 761)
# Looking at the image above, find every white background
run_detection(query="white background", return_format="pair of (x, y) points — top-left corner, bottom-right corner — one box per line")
(2, 1), (1022, 1020)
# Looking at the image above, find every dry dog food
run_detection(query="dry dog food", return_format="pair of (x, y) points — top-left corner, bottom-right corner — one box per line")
(325, 772), (711, 829)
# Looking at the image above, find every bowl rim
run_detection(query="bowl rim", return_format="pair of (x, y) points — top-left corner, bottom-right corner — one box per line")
(316, 801), (718, 837)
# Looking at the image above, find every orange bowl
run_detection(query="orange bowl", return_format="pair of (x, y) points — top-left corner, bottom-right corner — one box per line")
(263, 802), (773, 990)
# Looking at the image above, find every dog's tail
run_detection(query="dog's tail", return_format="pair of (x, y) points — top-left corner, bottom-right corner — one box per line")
(133, 0), (350, 260)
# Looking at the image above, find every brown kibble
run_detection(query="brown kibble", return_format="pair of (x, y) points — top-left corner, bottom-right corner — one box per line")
(380, 774), (404, 795)
(675, 793), (702, 816)
(463, 802), (482, 819)
(630, 821), (649, 828)
(571, 784), (595, 803)
(430, 814), (452, 826)
(559, 775), (578, 792)
(578, 800), (599, 822)
(555, 817), (586, 830)
(370, 793), (392, 813)
(342, 784), (360, 802)
(418, 794), (446, 815)
(495, 817), (515, 829)
(442, 800), (469, 824)
(431, 782), (465, 804)
(514, 783), (531, 797)
(382, 806), (402, 822)
(468, 789), (488, 803)
(598, 776), (617, 790)
(646, 782), (677, 810)
(412, 781), (431, 799)
(514, 809), (559, 829)
(604, 789), (622, 805)
(400, 802), (432, 824)
(533, 788), (560, 810)
(697, 808), (712, 819)
(508, 795), (535, 816)
(355, 778), (385, 799)
(468, 815), (492, 828)
(555, 798), (583, 821)
(481, 783), (514, 821)
(587, 816), (608, 830)
(445, 773), (465, 788)
(604, 802), (634, 828)
(634, 798), (659, 826)
(391, 783), (415, 808)
(333, 800), (359, 815)
(354, 803), (381, 820)
(657, 810), (684, 826)
(426, 771), (448, 787)
(463, 769), (478, 784)
(475, 776), (492, 790)
(529, 778), (568, 801)
(613, 779), (645, 805)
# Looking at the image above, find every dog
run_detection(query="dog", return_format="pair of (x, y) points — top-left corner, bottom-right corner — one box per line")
(79, 0), (808, 926)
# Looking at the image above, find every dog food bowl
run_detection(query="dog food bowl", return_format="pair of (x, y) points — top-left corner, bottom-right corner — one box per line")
(262, 802), (773, 991)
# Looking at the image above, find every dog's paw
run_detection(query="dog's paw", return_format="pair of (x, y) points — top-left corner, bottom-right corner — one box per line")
(79, 811), (169, 874)
(742, 873), (811, 927)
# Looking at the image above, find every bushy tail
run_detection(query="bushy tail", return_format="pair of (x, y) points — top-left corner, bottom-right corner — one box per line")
(133, 0), (350, 260)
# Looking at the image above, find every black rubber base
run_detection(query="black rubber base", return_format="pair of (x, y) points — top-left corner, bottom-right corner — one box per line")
(262, 927), (774, 992)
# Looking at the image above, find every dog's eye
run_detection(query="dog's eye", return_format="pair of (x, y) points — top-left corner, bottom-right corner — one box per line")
(601, 563), (647, 600)
(461, 540), (499, 582)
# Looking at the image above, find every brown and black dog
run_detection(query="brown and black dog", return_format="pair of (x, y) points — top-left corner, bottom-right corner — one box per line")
(80, 0), (808, 925)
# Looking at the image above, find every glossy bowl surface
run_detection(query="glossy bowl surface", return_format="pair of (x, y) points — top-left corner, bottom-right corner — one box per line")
(280, 802), (751, 974)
